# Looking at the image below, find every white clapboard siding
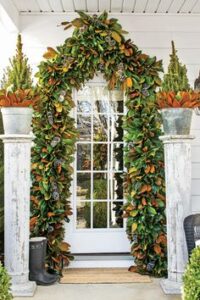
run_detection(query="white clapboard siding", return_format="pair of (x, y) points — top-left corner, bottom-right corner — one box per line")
(191, 196), (200, 212)
(0, 13), (200, 213)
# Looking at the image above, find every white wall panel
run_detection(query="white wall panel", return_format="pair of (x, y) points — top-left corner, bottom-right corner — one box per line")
(192, 146), (200, 163)
(191, 180), (200, 195)
(191, 196), (200, 212)
(192, 163), (200, 179)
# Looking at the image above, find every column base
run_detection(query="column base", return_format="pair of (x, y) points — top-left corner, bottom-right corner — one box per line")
(11, 281), (37, 297)
(160, 279), (182, 295)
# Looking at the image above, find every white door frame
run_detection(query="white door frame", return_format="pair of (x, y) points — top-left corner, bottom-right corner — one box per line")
(65, 75), (130, 255)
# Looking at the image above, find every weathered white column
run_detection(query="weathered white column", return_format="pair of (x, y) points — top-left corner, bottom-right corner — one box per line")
(0, 135), (36, 297)
(160, 135), (194, 294)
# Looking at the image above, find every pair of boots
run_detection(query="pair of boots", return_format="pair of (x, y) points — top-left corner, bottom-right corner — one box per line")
(29, 237), (59, 285)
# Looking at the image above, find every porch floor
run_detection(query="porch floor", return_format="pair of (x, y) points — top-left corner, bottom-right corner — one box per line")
(15, 279), (181, 300)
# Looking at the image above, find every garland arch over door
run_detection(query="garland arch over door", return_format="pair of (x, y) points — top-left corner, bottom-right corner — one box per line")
(31, 11), (166, 276)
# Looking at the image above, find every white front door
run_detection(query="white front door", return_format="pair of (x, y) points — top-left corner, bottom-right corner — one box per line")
(66, 78), (130, 254)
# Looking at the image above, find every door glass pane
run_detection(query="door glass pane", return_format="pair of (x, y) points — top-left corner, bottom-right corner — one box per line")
(93, 202), (107, 228)
(113, 143), (124, 171)
(77, 100), (91, 113)
(77, 144), (91, 170)
(75, 85), (124, 232)
(94, 100), (110, 114)
(110, 173), (124, 200)
(76, 201), (91, 229)
(111, 115), (123, 141)
(93, 115), (108, 141)
(110, 90), (124, 114)
(109, 201), (123, 228)
(77, 114), (91, 141)
(93, 173), (107, 200)
(93, 144), (108, 171)
(77, 173), (91, 200)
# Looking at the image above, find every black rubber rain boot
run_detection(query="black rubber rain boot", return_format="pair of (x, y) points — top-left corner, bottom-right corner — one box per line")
(29, 237), (58, 285)
(42, 237), (59, 281)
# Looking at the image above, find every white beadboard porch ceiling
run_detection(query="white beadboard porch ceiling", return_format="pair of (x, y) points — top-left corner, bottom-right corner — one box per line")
(11, 0), (200, 14)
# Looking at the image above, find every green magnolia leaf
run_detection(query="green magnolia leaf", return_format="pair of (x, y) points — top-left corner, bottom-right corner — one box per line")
(148, 207), (157, 215)
(130, 210), (138, 217)
(71, 18), (84, 28)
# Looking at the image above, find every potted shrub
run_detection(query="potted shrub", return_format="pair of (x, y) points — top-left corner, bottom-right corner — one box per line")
(0, 262), (13, 300)
(0, 34), (38, 134)
(157, 41), (200, 135)
(182, 246), (200, 300)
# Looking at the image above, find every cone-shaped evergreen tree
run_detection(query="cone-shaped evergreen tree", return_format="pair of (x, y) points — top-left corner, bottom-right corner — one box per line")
(161, 41), (190, 93)
(1, 34), (33, 91)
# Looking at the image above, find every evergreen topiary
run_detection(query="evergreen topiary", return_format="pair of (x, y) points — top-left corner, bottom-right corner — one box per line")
(0, 262), (13, 300)
(157, 41), (200, 108)
(183, 247), (200, 300)
(162, 41), (190, 93)
(1, 34), (33, 92)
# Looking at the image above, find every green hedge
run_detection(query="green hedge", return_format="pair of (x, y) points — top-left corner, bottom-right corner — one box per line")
(183, 246), (200, 300)
(0, 262), (13, 300)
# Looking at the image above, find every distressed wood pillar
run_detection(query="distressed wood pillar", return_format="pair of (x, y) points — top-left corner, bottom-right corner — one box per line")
(0, 134), (36, 297)
(160, 135), (194, 294)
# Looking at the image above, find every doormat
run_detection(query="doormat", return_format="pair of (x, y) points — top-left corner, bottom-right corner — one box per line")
(60, 268), (151, 284)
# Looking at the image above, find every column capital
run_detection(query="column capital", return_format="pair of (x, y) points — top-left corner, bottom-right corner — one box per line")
(159, 135), (195, 144)
(0, 134), (34, 143)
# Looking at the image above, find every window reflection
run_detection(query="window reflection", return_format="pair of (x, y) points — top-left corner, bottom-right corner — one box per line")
(77, 173), (91, 200)
(77, 100), (91, 113)
(76, 201), (91, 229)
(77, 144), (91, 170)
(77, 115), (91, 141)
(93, 173), (107, 200)
(111, 115), (123, 142)
(113, 143), (124, 171)
(93, 144), (107, 171)
(93, 115), (108, 141)
(93, 202), (107, 228)
(109, 201), (123, 228)
(75, 85), (125, 230)
(110, 173), (124, 200)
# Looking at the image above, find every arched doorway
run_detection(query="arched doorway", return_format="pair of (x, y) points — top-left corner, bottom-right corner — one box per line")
(31, 11), (166, 276)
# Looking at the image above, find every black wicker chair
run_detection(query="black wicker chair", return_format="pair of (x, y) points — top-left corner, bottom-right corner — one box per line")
(184, 214), (200, 256)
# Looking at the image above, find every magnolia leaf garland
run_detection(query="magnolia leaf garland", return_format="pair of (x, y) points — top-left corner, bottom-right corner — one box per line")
(31, 11), (166, 275)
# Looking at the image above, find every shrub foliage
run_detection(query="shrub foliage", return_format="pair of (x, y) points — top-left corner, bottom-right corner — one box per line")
(183, 247), (200, 300)
(31, 11), (166, 275)
(0, 262), (13, 300)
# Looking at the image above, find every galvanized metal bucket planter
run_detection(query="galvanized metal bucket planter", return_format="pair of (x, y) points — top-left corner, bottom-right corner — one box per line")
(1, 107), (33, 134)
(160, 108), (193, 135)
